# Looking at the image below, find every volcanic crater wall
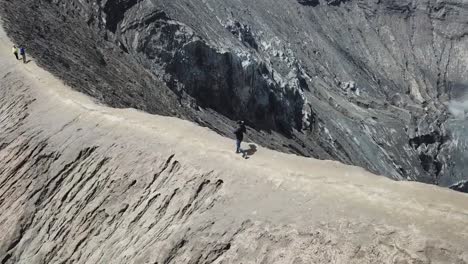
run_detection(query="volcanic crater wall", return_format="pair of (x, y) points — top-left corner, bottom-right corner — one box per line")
(2, 0), (468, 188)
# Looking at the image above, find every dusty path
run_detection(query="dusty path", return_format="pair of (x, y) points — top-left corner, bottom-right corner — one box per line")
(1, 20), (468, 263)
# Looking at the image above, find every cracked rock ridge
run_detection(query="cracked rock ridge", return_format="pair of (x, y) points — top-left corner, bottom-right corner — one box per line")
(1, 0), (468, 190)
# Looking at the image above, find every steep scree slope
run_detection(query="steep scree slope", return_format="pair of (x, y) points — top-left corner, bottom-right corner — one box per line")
(1, 0), (468, 188)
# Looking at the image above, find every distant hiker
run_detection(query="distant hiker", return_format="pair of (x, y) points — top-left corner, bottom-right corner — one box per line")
(19, 47), (26, 64)
(234, 120), (247, 154)
(12, 45), (19, 60)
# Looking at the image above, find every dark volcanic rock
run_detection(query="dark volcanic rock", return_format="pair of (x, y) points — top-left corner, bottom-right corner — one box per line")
(450, 180), (468, 193)
(326, 0), (351, 6)
(298, 0), (320, 6)
(225, 19), (258, 50)
(1, 0), (468, 190)
(297, 0), (350, 6)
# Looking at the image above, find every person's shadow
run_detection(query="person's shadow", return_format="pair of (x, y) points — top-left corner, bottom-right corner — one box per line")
(242, 144), (257, 159)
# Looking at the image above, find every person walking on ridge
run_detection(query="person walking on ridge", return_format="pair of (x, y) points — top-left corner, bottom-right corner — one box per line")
(19, 47), (26, 64)
(12, 45), (19, 60)
(234, 120), (247, 154)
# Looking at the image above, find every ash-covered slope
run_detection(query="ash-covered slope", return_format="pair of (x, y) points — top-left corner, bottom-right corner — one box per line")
(1, 25), (468, 263)
(2, 0), (468, 188)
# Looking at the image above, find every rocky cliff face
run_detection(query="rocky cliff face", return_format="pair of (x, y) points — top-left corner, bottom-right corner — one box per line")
(2, 0), (468, 188)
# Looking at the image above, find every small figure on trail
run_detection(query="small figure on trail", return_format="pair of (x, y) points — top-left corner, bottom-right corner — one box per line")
(234, 120), (247, 154)
(12, 45), (19, 60)
(19, 47), (26, 64)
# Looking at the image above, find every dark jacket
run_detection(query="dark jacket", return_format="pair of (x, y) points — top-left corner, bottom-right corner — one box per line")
(234, 124), (246, 141)
(19, 48), (25, 55)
